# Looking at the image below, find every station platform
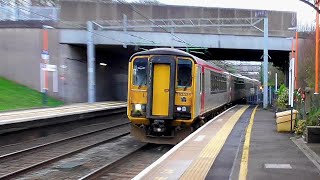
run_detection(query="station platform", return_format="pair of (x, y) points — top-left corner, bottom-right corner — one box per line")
(0, 101), (126, 134)
(134, 105), (320, 180)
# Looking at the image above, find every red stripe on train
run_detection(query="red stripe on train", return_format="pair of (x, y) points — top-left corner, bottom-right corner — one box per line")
(199, 64), (224, 73)
(201, 65), (205, 113)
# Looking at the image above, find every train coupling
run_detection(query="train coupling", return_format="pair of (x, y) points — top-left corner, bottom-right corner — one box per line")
(151, 120), (166, 133)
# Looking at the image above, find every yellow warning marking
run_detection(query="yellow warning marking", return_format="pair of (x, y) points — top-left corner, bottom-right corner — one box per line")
(238, 106), (258, 180)
(180, 105), (249, 180)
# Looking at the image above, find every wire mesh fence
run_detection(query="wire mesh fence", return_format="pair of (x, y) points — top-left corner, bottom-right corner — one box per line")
(0, 5), (59, 21)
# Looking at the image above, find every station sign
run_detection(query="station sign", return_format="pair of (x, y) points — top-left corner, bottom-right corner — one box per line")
(255, 10), (267, 18)
(41, 63), (57, 72)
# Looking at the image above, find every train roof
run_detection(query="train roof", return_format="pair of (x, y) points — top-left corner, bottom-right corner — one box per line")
(131, 48), (260, 83)
(131, 48), (192, 58)
(131, 48), (225, 71)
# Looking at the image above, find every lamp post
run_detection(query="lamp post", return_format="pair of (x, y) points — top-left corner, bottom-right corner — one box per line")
(41, 25), (54, 106)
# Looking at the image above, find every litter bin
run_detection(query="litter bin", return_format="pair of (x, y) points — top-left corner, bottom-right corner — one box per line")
(276, 110), (298, 132)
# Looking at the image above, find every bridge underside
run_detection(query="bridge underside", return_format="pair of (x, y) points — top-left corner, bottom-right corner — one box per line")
(89, 45), (290, 72)
(198, 48), (289, 71)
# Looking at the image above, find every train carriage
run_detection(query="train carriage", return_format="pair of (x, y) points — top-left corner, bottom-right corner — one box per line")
(127, 48), (260, 144)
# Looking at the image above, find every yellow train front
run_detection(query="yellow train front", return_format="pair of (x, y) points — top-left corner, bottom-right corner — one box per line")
(127, 48), (259, 144)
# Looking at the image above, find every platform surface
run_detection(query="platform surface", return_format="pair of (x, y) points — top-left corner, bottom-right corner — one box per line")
(247, 109), (320, 180)
(0, 101), (126, 125)
(134, 105), (248, 180)
(134, 106), (320, 180)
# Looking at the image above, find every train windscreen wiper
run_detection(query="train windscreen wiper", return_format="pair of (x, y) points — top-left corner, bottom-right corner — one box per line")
(138, 76), (147, 89)
(183, 85), (188, 91)
(138, 81), (144, 89)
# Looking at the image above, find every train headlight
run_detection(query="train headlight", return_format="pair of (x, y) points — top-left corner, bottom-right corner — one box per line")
(131, 104), (146, 117)
(175, 106), (189, 112)
(182, 106), (187, 112)
(135, 104), (142, 111)
(175, 106), (191, 119)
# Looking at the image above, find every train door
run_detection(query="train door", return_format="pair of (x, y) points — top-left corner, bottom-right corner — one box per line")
(152, 64), (170, 115)
(147, 56), (176, 119)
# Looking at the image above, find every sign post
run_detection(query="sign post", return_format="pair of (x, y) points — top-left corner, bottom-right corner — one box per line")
(40, 63), (58, 92)
(41, 50), (49, 106)
(289, 59), (295, 132)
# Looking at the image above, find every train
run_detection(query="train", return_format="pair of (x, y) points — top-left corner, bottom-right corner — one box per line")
(127, 48), (260, 144)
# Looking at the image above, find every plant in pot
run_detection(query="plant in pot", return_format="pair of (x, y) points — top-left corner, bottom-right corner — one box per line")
(276, 85), (289, 112)
(305, 107), (320, 143)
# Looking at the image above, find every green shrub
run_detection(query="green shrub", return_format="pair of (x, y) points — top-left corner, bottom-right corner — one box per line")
(306, 108), (320, 126)
(276, 84), (288, 110)
(294, 120), (306, 136)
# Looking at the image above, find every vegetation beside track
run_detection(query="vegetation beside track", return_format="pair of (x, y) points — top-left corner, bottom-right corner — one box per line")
(0, 77), (63, 111)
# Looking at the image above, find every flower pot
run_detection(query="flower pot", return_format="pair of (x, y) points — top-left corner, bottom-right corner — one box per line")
(306, 126), (320, 143)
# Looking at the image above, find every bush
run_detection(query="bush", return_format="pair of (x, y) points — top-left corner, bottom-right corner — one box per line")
(295, 109), (320, 137)
(295, 120), (306, 136)
(276, 85), (288, 110)
(306, 108), (320, 126)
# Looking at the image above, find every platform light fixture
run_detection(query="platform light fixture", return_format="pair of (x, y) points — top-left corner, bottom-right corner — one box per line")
(99, 63), (107, 66)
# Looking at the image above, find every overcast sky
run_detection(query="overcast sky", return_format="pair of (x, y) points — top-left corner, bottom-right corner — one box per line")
(128, 0), (315, 26)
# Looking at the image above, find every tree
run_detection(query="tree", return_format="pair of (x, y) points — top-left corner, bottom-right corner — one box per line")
(260, 62), (285, 87)
(298, 32), (316, 88)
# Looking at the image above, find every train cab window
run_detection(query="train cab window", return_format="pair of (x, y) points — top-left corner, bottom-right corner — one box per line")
(177, 59), (192, 87)
(133, 58), (148, 86)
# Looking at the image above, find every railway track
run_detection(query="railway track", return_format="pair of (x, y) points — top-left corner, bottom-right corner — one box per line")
(80, 144), (173, 180)
(0, 119), (130, 179)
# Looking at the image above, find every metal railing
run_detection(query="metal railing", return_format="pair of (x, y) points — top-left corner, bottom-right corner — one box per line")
(94, 17), (264, 31)
(0, 5), (59, 21)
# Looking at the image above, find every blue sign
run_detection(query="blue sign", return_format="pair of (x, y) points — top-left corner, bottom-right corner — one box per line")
(41, 50), (50, 60)
(41, 50), (49, 55)
(255, 10), (267, 18)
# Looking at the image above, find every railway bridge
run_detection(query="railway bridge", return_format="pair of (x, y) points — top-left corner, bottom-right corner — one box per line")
(0, 1), (298, 106)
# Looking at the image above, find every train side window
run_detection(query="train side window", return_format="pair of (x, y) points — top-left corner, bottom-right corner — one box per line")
(177, 59), (192, 87)
(210, 71), (214, 93)
(133, 58), (148, 86)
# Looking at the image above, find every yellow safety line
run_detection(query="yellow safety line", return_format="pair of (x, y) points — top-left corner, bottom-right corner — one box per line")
(180, 105), (249, 180)
(238, 106), (258, 180)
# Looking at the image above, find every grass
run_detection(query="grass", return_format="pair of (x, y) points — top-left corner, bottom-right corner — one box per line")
(0, 77), (64, 112)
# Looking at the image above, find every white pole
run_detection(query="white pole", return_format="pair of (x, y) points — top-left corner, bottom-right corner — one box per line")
(291, 59), (295, 107)
(275, 73), (278, 92)
(269, 86), (272, 104)
(263, 17), (269, 109)
(289, 59), (292, 106)
(290, 59), (295, 132)
(87, 21), (96, 103)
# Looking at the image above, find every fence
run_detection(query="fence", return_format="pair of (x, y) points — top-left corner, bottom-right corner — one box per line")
(247, 86), (275, 106)
(0, 5), (59, 21)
